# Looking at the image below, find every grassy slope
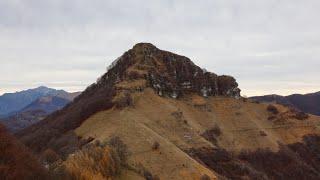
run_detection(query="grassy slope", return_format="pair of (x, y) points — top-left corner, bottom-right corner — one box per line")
(75, 88), (320, 180)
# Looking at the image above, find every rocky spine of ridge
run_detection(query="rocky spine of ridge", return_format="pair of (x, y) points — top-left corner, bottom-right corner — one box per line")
(96, 43), (240, 99)
(18, 43), (240, 154)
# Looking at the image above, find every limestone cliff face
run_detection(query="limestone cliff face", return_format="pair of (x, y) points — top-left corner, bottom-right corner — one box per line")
(97, 43), (240, 98)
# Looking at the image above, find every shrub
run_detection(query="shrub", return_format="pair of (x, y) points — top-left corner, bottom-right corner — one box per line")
(108, 136), (129, 165)
(202, 125), (222, 145)
(268, 115), (276, 121)
(259, 131), (267, 137)
(187, 147), (258, 179)
(171, 111), (183, 119)
(60, 145), (121, 180)
(49, 131), (81, 157)
(238, 142), (320, 180)
(289, 134), (320, 171)
(42, 148), (60, 164)
(94, 139), (102, 147)
(293, 111), (309, 120)
(128, 71), (142, 80)
(115, 92), (133, 109)
(144, 170), (153, 180)
(152, 141), (160, 150)
(285, 108), (309, 120)
(143, 170), (159, 180)
(200, 174), (211, 180)
(267, 105), (279, 114)
(212, 125), (222, 136)
(190, 135), (320, 180)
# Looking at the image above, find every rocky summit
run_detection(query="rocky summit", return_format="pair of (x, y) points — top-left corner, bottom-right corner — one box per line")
(97, 43), (240, 99)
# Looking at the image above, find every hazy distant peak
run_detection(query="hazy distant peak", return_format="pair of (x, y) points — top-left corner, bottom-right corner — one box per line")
(0, 86), (77, 116)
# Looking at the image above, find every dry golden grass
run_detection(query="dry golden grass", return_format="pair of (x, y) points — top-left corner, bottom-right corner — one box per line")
(75, 88), (320, 179)
(191, 95), (207, 106)
(61, 145), (121, 180)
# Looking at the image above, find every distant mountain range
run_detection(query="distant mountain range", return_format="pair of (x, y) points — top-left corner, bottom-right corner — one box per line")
(0, 86), (73, 117)
(250, 91), (320, 116)
(0, 87), (80, 132)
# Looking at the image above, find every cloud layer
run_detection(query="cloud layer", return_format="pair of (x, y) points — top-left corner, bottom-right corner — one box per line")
(1, 0), (320, 96)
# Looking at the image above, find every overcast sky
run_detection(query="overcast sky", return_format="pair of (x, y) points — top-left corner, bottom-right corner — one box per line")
(1, 0), (319, 96)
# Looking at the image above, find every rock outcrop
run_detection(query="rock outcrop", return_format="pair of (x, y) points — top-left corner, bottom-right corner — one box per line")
(98, 43), (240, 99)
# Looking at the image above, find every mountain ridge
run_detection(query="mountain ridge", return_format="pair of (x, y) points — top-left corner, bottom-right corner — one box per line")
(17, 43), (320, 180)
(250, 91), (320, 116)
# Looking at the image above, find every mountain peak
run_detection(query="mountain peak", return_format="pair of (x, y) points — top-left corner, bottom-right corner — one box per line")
(97, 43), (240, 99)
(132, 42), (157, 50)
(35, 86), (49, 90)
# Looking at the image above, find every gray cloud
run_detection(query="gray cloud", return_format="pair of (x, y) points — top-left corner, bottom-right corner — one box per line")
(0, 0), (320, 96)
